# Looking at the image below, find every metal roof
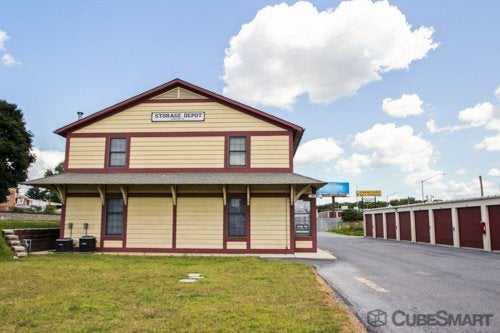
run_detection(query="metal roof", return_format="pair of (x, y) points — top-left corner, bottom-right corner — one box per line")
(24, 172), (326, 186)
(363, 194), (500, 212)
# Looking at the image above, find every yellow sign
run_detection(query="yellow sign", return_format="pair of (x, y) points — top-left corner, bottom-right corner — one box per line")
(356, 190), (382, 197)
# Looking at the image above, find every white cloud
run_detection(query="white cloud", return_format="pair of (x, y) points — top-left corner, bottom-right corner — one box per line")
(426, 177), (497, 200)
(382, 94), (423, 118)
(455, 168), (466, 175)
(351, 123), (435, 173)
(294, 137), (343, 164)
(28, 148), (65, 180)
(495, 85), (500, 100)
(223, 0), (437, 108)
(475, 134), (500, 151)
(488, 168), (500, 177)
(458, 102), (495, 127)
(0, 29), (19, 66)
(336, 153), (372, 174)
(0, 30), (8, 50)
(426, 119), (467, 133)
(1, 53), (17, 66)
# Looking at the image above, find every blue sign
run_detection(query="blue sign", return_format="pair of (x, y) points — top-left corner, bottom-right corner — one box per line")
(317, 182), (350, 197)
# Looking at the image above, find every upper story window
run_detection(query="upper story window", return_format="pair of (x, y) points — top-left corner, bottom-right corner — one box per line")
(108, 138), (127, 167)
(229, 136), (246, 167)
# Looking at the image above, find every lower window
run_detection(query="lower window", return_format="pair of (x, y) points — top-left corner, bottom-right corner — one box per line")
(228, 197), (247, 237)
(295, 199), (311, 236)
(106, 198), (124, 235)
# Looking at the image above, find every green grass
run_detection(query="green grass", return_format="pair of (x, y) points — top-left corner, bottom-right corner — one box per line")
(329, 221), (364, 236)
(0, 220), (59, 260)
(0, 255), (357, 333)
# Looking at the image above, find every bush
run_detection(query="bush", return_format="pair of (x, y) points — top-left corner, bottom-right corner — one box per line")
(341, 209), (363, 222)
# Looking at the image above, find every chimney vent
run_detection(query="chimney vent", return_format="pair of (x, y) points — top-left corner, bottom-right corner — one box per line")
(77, 111), (84, 120)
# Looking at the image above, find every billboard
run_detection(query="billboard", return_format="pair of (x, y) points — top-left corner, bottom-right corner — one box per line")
(356, 190), (382, 197)
(317, 182), (349, 197)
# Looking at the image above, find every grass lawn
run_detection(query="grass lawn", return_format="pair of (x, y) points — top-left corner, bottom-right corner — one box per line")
(0, 220), (59, 261)
(0, 255), (358, 333)
(329, 222), (364, 236)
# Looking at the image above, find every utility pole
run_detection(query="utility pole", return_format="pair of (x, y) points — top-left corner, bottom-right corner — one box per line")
(420, 172), (446, 202)
(479, 176), (484, 197)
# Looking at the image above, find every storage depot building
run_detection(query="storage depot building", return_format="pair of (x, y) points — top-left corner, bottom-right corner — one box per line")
(27, 78), (325, 254)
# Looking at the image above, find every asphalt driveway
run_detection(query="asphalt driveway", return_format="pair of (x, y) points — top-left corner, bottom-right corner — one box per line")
(317, 232), (500, 333)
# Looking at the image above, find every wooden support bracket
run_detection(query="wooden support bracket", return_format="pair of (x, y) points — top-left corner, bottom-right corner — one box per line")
(222, 185), (227, 206)
(55, 185), (66, 203)
(294, 185), (311, 203)
(120, 186), (128, 206)
(171, 185), (177, 206)
(97, 185), (105, 206)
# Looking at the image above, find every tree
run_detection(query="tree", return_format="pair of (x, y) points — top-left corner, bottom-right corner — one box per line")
(26, 187), (45, 200)
(44, 161), (64, 202)
(341, 209), (364, 222)
(0, 100), (34, 202)
(25, 162), (65, 203)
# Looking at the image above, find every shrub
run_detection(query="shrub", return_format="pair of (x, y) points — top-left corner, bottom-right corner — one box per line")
(341, 209), (363, 222)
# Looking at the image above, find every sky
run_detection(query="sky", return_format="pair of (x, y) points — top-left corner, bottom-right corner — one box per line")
(1, 0), (499, 201)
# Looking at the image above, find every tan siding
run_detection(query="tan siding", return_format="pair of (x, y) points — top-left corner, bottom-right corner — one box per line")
(68, 137), (106, 169)
(251, 136), (290, 168)
(251, 197), (290, 249)
(126, 197), (173, 248)
(64, 197), (102, 246)
(73, 102), (285, 133)
(151, 87), (208, 100)
(227, 241), (247, 250)
(103, 240), (123, 248)
(177, 197), (223, 249)
(295, 240), (313, 248)
(129, 137), (224, 168)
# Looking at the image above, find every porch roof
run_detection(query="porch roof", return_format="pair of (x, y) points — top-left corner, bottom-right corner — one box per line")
(24, 172), (326, 187)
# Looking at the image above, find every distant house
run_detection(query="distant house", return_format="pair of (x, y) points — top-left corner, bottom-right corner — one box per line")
(15, 194), (62, 212)
(0, 188), (17, 212)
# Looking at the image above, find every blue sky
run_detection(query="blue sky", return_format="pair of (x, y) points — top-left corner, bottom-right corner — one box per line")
(1, 0), (499, 200)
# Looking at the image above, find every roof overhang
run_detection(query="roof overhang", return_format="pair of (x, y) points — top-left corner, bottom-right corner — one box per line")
(54, 78), (305, 152)
(24, 172), (326, 188)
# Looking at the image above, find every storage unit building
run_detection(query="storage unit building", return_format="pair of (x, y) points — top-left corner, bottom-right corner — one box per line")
(26, 79), (325, 254)
(362, 195), (500, 252)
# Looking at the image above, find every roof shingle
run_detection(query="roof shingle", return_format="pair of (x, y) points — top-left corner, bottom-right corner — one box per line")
(24, 172), (325, 187)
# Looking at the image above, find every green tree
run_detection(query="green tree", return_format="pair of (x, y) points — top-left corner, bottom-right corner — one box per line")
(43, 161), (64, 203)
(25, 162), (65, 203)
(341, 209), (363, 222)
(0, 100), (34, 202)
(26, 187), (45, 200)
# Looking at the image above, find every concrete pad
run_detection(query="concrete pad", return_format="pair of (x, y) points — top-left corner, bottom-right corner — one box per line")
(179, 278), (197, 283)
(187, 273), (203, 279)
(260, 248), (336, 261)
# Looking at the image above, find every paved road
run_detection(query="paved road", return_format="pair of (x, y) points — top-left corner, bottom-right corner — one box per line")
(316, 232), (500, 333)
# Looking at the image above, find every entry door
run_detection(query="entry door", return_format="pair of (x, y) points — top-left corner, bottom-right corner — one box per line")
(414, 210), (430, 243)
(458, 207), (483, 249)
(488, 205), (500, 251)
(398, 212), (411, 241)
(365, 215), (373, 237)
(375, 213), (384, 238)
(386, 212), (396, 239)
(433, 209), (453, 246)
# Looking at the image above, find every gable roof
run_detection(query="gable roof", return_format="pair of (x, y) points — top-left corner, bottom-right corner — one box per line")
(54, 78), (305, 151)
